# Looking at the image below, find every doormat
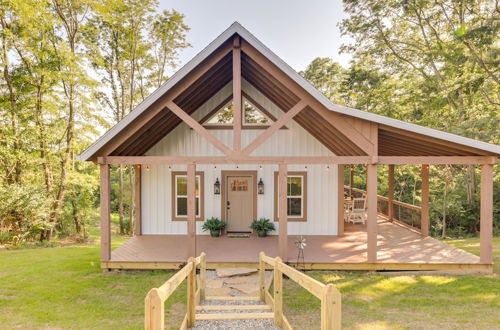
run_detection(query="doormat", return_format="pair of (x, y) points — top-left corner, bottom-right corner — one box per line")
(227, 233), (251, 238)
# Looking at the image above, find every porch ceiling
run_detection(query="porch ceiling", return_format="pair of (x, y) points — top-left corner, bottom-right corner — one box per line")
(378, 126), (492, 156)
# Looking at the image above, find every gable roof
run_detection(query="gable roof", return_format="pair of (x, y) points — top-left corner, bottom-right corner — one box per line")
(78, 22), (500, 161)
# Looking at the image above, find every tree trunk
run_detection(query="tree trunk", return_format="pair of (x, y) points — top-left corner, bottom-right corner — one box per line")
(442, 177), (447, 239)
(466, 165), (476, 206)
(71, 199), (82, 235)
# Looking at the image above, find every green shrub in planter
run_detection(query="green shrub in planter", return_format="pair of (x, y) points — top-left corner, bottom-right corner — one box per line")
(250, 218), (275, 237)
(202, 217), (226, 237)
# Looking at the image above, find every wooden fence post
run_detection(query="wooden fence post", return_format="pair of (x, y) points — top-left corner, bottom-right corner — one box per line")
(259, 251), (265, 301)
(273, 257), (283, 327)
(321, 284), (341, 330)
(199, 252), (206, 301)
(187, 258), (196, 328)
(145, 288), (164, 330)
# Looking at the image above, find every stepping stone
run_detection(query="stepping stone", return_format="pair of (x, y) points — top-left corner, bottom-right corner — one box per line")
(229, 283), (259, 295)
(224, 274), (259, 284)
(205, 279), (224, 288)
(206, 287), (232, 296)
(216, 268), (258, 278)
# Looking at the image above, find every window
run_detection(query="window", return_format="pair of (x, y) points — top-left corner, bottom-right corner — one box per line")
(274, 171), (307, 222)
(171, 172), (204, 221)
(203, 97), (273, 127)
(244, 99), (271, 124)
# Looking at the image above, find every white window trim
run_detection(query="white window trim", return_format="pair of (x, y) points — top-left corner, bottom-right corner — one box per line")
(286, 175), (304, 218)
(175, 174), (201, 218)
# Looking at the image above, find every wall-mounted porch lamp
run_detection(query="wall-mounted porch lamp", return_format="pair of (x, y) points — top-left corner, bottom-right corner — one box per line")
(214, 178), (221, 195)
(258, 178), (265, 195)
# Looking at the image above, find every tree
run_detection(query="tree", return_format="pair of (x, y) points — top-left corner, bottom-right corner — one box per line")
(300, 57), (347, 105)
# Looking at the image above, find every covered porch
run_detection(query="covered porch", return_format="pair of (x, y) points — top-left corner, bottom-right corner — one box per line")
(104, 218), (484, 271)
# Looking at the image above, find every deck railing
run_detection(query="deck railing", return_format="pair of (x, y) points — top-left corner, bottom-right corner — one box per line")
(144, 252), (206, 330)
(345, 186), (422, 231)
(259, 252), (342, 330)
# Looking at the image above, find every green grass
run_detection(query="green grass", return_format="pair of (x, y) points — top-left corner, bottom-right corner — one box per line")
(0, 233), (184, 330)
(283, 237), (500, 329)
(0, 235), (499, 329)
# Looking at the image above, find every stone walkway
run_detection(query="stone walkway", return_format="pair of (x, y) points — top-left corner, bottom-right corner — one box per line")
(192, 268), (279, 330)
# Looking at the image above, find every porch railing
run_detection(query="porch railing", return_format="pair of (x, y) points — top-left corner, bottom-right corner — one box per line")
(345, 186), (422, 232)
(144, 252), (206, 330)
(259, 252), (342, 330)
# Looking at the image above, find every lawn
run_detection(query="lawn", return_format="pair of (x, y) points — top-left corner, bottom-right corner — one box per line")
(0, 236), (499, 329)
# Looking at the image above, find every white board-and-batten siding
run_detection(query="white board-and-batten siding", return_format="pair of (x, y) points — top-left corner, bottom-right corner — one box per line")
(141, 80), (340, 235)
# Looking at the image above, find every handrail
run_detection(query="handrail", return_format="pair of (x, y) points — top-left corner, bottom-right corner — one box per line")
(144, 252), (206, 330)
(346, 186), (422, 211)
(259, 252), (341, 330)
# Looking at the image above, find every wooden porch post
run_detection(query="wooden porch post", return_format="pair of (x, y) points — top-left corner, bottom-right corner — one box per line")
(338, 165), (345, 236)
(421, 164), (430, 236)
(278, 164), (288, 261)
(100, 164), (111, 262)
(349, 165), (354, 197)
(366, 164), (378, 263)
(388, 165), (394, 222)
(134, 165), (142, 235)
(480, 164), (493, 264)
(187, 163), (196, 257)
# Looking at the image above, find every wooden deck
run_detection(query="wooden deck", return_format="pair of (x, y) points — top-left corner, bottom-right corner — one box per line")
(105, 218), (488, 272)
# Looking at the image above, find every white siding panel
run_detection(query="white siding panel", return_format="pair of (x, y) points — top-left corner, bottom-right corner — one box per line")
(141, 80), (339, 236)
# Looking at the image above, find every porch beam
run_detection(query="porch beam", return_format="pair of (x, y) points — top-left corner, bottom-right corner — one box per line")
(480, 164), (493, 264)
(388, 165), (394, 222)
(187, 163), (196, 257)
(166, 100), (233, 156)
(278, 164), (288, 261)
(99, 156), (373, 165)
(338, 165), (345, 236)
(233, 38), (242, 152)
(240, 100), (307, 156)
(366, 164), (378, 263)
(420, 165), (429, 236)
(100, 164), (111, 262)
(134, 165), (142, 235)
(378, 156), (497, 165)
(240, 42), (375, 155)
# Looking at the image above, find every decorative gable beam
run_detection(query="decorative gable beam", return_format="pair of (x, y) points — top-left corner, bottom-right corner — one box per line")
(241, 42), (376, 156)
(233, 37), (242, 151)
(241, 100), (307, 155)
(90, 43), (233, 159)
(166, 101), (233, 156)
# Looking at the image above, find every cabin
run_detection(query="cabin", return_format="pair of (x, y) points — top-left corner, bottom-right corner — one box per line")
(78, 23), (499, 272)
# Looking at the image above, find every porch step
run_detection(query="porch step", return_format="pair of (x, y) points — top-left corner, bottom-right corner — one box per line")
(205, 295), (261, 301)
(195, 312), (274, 321)
(196, 304), (272, 311)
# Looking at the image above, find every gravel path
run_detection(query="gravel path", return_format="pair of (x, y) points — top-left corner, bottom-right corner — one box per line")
(191, 269), (280, 329)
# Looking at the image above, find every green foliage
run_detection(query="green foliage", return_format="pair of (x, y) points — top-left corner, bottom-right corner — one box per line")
(0, 0), (190, 243)
(250, 218), (276, 233)
(303, 0), (499, 238)
(201, 217), (227, 232)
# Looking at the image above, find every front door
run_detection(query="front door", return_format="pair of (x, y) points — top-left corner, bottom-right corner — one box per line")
(226, 176), (254, 232)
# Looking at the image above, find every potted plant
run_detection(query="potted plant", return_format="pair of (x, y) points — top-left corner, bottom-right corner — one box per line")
(250, 218), (276, 237)
(202, 217), (226, 237)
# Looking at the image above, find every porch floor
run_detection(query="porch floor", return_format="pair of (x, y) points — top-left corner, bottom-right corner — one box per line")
(109, 218), (480, 268)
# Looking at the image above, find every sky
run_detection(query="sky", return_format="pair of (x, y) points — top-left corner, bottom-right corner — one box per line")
(159, 0), (352, 73)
